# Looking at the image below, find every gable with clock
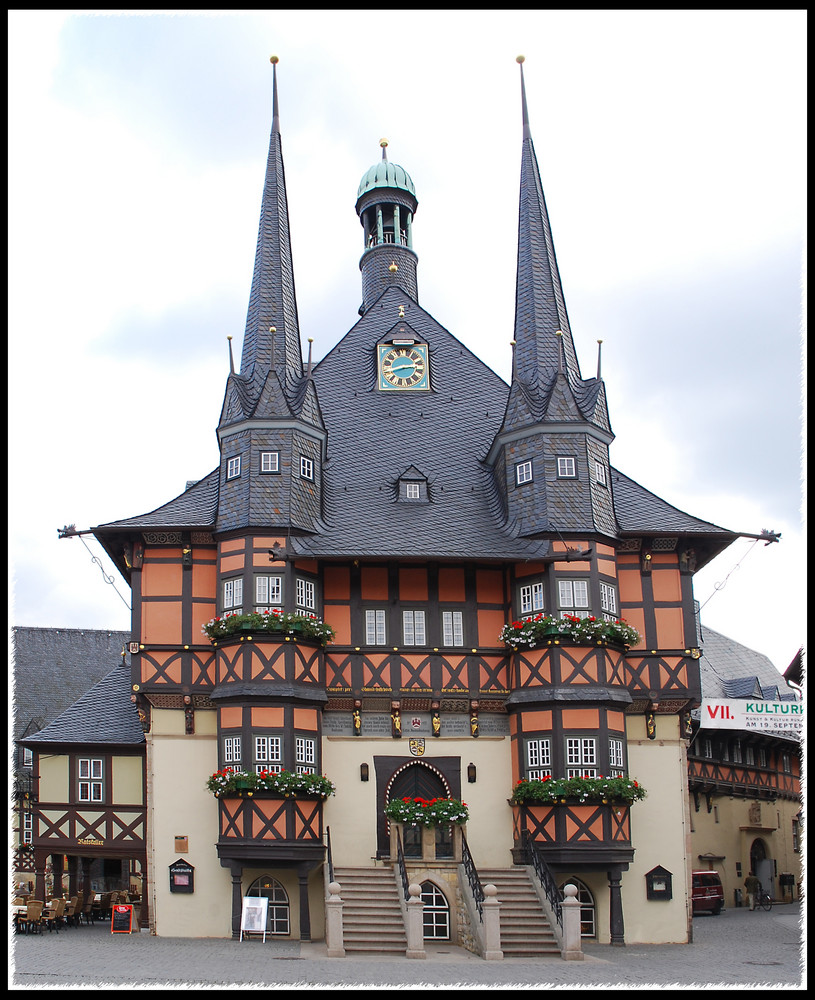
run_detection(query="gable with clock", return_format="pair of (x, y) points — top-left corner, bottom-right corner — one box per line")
(377, 339), (429, 391)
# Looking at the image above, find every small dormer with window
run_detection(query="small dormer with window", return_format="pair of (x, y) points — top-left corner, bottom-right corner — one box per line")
(395, 465), (430, 504)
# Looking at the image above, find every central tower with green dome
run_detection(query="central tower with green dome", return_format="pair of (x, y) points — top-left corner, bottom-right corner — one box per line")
(355, 139), (419, 314)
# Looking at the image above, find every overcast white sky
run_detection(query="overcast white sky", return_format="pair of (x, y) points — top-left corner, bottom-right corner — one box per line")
(8, 10), (806, 678)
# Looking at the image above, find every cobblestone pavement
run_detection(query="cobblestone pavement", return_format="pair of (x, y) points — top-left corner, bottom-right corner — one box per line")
(10, 902), (805, 989)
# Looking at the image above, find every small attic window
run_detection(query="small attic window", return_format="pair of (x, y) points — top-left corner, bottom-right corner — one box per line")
(226, 456), (241, 480)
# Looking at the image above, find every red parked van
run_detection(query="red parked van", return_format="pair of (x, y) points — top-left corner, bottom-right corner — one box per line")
(692, 870), (724, 915)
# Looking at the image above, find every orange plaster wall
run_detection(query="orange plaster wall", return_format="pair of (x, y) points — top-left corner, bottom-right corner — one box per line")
(294, 560), (318, 574)
(219, 554), (245, 574)
(519, 710), (553, 732)
(561, 708), (600, 729)
(652, 569), (682, 603)
(293, 707), (318, 731)
(361, 566), (388, 600)
(476, 569), (504, 603)
(655, 606), (684, 648)
(141, 561), (183, 597)
(220, 706), (243, 729)
(220, 539), (245, 553)
(624, 607), (646, 648)
(399, 567), (428, 601)
(192, 562), (217, 599)
(251, 706), (284, 728)
(606, 710), (625, 733)
(142, 602), (182, 645)
(330, 605), (352, 645)
(554, 560), (590, 572)
(477, 609), (506, 647)
(618, 567), (643, 603)
(324, 566), (351, 601)
(438, 567), (465, 601)
(514, 561), (545, 579)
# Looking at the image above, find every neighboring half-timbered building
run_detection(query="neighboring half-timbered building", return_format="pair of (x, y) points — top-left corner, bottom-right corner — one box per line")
(24, 59), (798, 949)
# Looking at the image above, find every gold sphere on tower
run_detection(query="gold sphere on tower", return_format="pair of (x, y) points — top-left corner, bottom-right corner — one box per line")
(516, 54), (525, 64)
(270, 55), (279, 64)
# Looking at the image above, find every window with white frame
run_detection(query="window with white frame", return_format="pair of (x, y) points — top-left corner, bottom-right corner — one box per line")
(78, 758), (104, 802)
(402, 610), (426, 645)
(223, 736), (242, 767)
(594, 460), (607, 486)
(519, 581), (545, 617)
(515, 460), (533, 486)
(526, 738), (552, 779)
(782, 753), (791, 772)
(609, 738), (624, 775)
(566, 737), (597, 777)
(255, 574), (283, 609)
(365, 609), (387, 645)
(758, 747), (767, 767)
(22, 811), (33, 844)
(745, 745), (755, 765)
(599, 582), (618, 621)
(295, 737), (316, 774)
(296, 577), (317, 612)
(792, 817), (800, 852)
(23, 747), (33, 768)
(223, 577), (243, 615)
(442, 610), (464, 646)
(300, 455), (314, 481)
(406, 483), (421, 499)
(226, 455), (241, 480)
(702, 738), (713, 759)
(260, 451), (280, 473)
(558, 579), (590, 618)
(557, 456), (576, 478)
(255, 736), (282, 774)
(733, 741), (743, 763)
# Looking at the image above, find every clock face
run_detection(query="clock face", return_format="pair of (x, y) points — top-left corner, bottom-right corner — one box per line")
(378, 344), (429, 390)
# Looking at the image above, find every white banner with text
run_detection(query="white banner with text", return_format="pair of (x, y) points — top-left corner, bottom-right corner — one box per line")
(700, 698), (803, 732)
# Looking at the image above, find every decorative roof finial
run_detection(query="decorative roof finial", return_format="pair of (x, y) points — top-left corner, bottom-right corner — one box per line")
(516, 55), (532, 140)
(227, 335), (235, 375)
(596, 339), (603, 380)
(306, 337), (314, 379)
(380, 138), (389, 161)
(556, 330), (563, 376)
(270, 55), (280, 134)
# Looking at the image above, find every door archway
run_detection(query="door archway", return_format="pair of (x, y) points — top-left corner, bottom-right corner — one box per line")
(377, 760), (452, 858)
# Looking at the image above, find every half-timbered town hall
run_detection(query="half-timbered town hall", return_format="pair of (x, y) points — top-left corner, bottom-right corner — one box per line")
(19, 58), (801, 952)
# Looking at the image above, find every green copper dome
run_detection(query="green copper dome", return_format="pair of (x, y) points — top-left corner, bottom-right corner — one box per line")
(356, 155), (416, 200)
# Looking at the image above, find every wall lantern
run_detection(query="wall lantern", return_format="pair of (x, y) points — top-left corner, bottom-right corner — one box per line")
(645, 865), (673, 901)
(360, 763), (369, 782)
(467, 762), (477, 784)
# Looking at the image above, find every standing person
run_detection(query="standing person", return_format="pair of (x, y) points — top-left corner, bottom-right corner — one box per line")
(744, 871), (761, 910)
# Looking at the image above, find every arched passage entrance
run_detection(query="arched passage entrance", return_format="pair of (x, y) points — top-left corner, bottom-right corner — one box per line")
(750, 838), (774, 900)
(375, 757), (458, 858)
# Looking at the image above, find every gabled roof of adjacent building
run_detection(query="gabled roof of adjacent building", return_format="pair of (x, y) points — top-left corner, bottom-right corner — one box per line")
(12, 626), (132, 744)
(21, 662), (144, 748)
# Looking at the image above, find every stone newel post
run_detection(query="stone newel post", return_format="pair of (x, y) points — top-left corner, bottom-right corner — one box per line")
(560, 883), (583, 960)
(405, 883), (426, 959)
(324, 881), (345, 957)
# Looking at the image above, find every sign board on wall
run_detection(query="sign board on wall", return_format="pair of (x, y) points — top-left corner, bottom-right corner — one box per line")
(700, 699), (804, 733)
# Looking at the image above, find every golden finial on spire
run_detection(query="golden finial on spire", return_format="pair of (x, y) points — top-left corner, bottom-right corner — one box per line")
(389, 261), (398, 273)
(516, 55), (525, 64)
(270, 55), (279, 64)
(380, 138), (388, 148)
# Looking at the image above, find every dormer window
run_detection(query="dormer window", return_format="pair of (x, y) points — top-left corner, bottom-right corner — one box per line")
(557, 456), (576, 478)
(226, 456), (241, 480)
(516, 460), (533, 486)
(397, 466), (429, 503)
(406, 483), (420, 500)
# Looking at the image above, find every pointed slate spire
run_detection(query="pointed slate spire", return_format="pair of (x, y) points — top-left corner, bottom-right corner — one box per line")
(512, 56), (581, 395)
(240, 55), (304, 409)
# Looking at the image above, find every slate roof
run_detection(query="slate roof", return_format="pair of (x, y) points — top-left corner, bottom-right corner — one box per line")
(611, 468), (733, 538)
(12, 626), (131, 744)
(21, 662), (144, 748)
(95, 468), (220, 531)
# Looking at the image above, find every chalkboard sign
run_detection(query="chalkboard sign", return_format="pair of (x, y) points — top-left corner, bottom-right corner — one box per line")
(111, 904), (134, 934)
(169, 858), (195, 894)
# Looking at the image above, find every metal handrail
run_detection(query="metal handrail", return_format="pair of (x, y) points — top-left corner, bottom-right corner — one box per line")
(460, 832), (484, 921)
(325, 825), (334, 884)
(395, 828), (411, 902)
(526, 833), (563, 928)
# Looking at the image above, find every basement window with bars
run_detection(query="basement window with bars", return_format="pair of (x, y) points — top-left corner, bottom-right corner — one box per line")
(566, 738), (597, 777)
(78, 758), (104, 802)
(295, 737), (316, 774)
(255, 736), (282, 774)
(526, 738), (552, 779)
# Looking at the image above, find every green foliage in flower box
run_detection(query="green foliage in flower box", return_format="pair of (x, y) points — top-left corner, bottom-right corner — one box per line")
(384, 796), (469, 826)
(511, 774), (646, 805)
(201, 610), (336, 644)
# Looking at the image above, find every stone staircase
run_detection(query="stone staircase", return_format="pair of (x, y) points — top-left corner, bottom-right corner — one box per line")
(478, 868), (561, 957)
(332, 866), (407, 954)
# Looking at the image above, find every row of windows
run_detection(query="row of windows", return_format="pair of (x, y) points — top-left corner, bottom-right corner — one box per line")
(226, 453), (315, 482)
(365, 609), (465, 646)
(222, 575), (317, 614)
(526, 737), (626, 778)
(515, 456), (607, 487)
(700, 738), (792, 771)
(223, 735), (317, 774)
(518, 579), (618, 621)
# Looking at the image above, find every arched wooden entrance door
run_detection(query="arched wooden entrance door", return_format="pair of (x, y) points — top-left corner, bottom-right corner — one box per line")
(378, 761), (450, 858)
